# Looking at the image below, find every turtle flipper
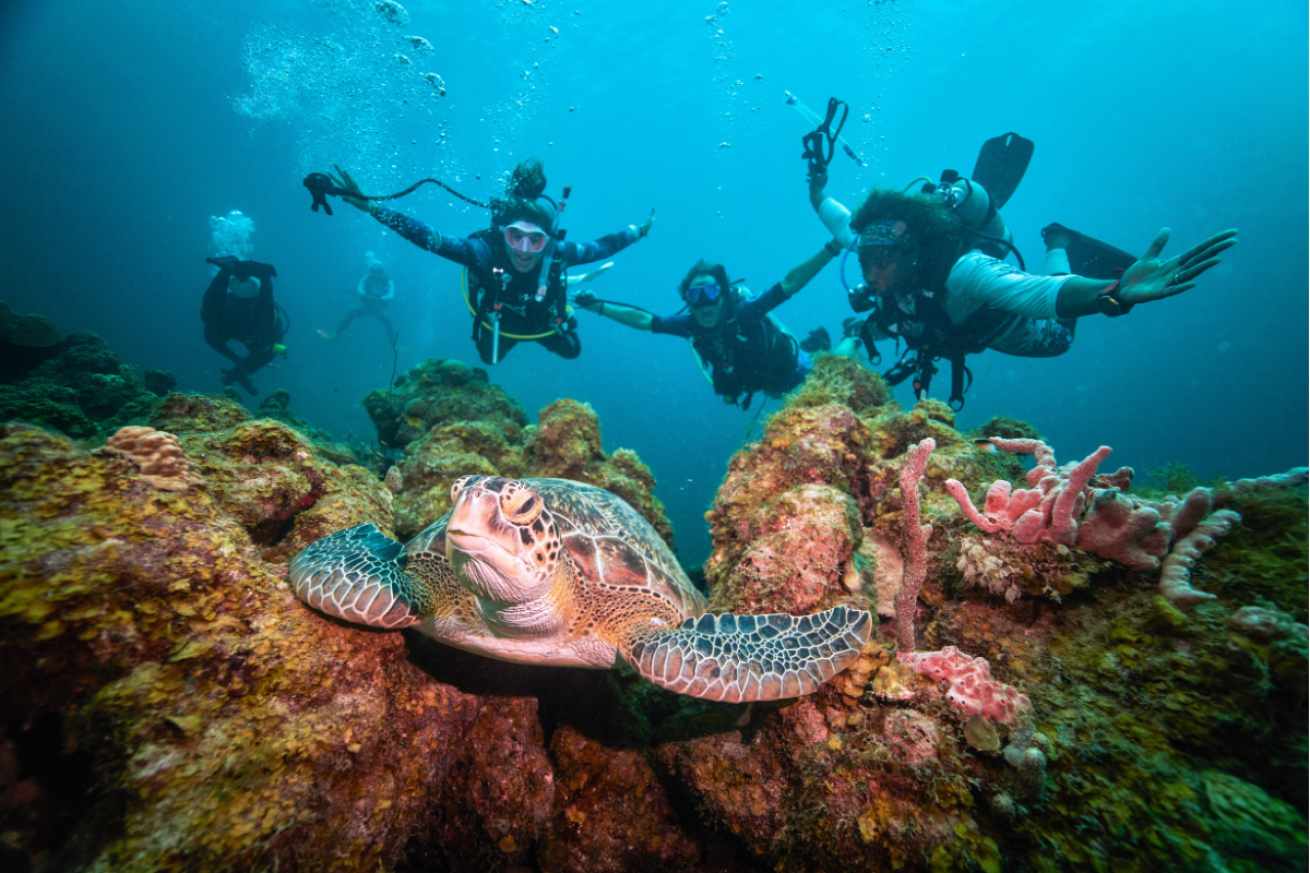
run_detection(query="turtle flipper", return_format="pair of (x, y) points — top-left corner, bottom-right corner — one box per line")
(621, 606), (872, 703)
(289, 523), (434, 629)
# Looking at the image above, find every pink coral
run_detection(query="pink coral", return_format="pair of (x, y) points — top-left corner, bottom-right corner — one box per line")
(1159, 509), (1240, 608)
(898, 646), (1031, 724)
(894, 438), (934, 652)
(947, 439), (1171, 570)
(101, 426), (203, 492)
(946, 439), (1264, 609)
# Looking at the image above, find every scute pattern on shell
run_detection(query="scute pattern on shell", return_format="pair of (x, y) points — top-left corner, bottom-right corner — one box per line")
(524, 478), (707, 619)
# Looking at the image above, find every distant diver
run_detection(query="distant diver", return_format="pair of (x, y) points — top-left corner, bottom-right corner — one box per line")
(201, 255), (287, 396)
(806, 131), (1237, 409)
(322, 158), (654, 364)
(327, 251), (396, 344)
(574, 242), (842, 411)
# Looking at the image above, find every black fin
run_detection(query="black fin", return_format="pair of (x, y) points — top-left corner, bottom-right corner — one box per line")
(971, 132), (1034, 210)
(1042, 223), (1138, 280)
(799, 326), (832, 353)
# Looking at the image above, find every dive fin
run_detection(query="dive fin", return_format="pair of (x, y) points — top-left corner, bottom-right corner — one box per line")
(1042, 223), (1137, 280)
(971, 132), (1034, 210)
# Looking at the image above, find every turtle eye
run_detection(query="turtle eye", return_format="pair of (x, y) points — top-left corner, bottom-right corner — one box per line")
(451, 476), (472, 502)
(500, 487), (542, 524)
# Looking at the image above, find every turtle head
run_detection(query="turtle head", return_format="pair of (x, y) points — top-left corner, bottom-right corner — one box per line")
(446, 476), (563, 605)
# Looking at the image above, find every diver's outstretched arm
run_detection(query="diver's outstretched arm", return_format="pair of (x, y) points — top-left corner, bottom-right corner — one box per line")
(780, 243), (841, 297)
(1055, 228), (1238, 318)
(573, 291), (653, 331)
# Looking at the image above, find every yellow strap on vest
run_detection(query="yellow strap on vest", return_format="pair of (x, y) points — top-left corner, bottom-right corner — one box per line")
(461, 267), (570, 340)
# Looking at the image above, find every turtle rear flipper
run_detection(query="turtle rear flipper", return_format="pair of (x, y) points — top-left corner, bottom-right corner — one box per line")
(621, 606), (872, 703)
(289, 523), (433, 629)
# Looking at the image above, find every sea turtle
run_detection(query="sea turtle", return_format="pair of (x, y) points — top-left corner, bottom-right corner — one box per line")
(289, 475), (871, 702)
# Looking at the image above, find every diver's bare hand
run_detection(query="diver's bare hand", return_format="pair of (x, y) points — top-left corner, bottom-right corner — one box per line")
(637, 209), (656, 238)
(1119, 228), (1238, 305)
(330, 165), (371, 212)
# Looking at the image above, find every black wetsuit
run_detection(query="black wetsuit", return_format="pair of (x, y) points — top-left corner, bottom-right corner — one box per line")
(200, 261), (280, 385)
(372, 205), (640, 364)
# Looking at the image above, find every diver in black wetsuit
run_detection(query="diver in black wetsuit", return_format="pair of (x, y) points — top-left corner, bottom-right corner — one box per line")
(329, 158), (654, 365)
(201, 255), (283, 395)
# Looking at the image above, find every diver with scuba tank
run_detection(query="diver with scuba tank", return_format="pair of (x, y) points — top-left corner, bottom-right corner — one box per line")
(573, 244), (841, 411)
(795, 97), (1238, 409)
(324, 159), (654, 364)
(201, 255), (287, 396)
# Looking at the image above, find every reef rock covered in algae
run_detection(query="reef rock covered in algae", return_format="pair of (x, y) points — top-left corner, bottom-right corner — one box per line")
(1, 350), (1305, 873)
(373, 358), (675, 549)
(0, 301), (177, 441)
(667, 355), (1307, 873)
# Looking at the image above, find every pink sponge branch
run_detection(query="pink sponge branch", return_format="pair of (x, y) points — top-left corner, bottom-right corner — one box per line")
(945, 439), (1247, 605)
(1159, 509), (1240, 608)
(895, 438), (936, 653)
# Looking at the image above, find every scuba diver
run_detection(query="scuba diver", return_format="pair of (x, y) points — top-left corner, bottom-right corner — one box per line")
(329, 251), (396, 343)
(804, 130), (1237, 409)
(200, 255), (285, 396)
(328, 158), (654, 364)
(573, 243), (840, 409)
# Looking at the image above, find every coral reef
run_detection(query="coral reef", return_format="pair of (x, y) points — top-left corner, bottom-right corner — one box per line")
(1, 344), (1305, 873)
(362, 357), (528, 449)
(0, 303), (173, 439)
(384, 374), (676, 549)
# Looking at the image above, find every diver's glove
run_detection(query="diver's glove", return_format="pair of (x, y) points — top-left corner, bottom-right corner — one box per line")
(206, 255), (240, 274)
(244, 261), (278, 281)
(572, 290), (600, 312)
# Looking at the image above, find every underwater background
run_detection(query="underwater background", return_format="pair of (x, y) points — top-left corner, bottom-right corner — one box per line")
(0, 0), (1305, 567)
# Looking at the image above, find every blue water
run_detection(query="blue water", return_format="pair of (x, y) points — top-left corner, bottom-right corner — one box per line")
(1, 0), (1305, 566)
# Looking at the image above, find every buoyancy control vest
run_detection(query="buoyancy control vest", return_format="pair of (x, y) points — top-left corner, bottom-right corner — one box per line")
(851, 240), (1023, 411)
(690, 286), (800, 409)
(465, 227), (570, 345)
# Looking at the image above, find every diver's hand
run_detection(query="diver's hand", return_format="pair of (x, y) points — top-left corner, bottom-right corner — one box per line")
(807, 167), (828, 212)
(330, 165), (371, 212)
(637, 209), (655, 238)
(1118, 228), (1238, 305)
(573, 290), (600, 312)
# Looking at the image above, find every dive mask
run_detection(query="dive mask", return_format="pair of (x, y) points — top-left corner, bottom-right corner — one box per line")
(685, 282), (722, 307)
(504, 221), (550, 253)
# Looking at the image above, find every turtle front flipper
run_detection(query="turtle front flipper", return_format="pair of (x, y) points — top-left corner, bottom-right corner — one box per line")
(289, 523), (434, 629)
(620, 606), (872, 703)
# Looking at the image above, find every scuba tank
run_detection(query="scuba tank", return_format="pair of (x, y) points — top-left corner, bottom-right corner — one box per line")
(923, 170), (1023, 269)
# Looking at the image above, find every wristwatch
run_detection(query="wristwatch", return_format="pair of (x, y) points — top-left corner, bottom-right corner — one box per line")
(1096, 281), (1134, 317)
